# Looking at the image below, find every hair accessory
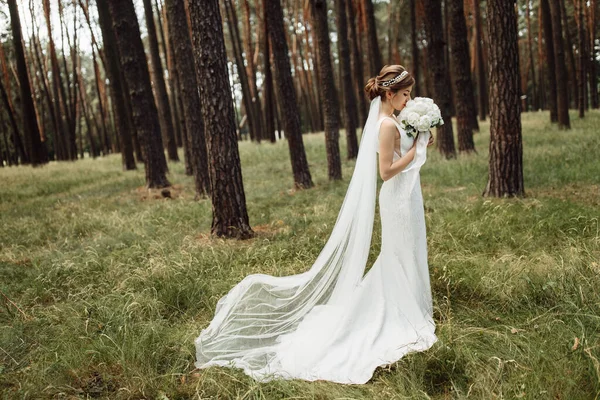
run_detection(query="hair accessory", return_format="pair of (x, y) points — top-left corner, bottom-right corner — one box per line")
(381, 71), (409, 87)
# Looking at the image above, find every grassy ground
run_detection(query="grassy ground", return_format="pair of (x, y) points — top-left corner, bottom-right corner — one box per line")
(1, 110), (599, 399)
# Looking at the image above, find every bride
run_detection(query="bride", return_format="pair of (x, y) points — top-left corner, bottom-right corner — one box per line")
(194, 65), (437, 384)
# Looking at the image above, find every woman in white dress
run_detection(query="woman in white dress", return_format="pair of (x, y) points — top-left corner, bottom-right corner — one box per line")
(194, 65), (437, 384)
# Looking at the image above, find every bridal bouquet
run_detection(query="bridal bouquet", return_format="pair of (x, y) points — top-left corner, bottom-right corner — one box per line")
(399, 97), (444, 138)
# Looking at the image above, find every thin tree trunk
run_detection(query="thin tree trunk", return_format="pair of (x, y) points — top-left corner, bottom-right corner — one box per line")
(334, 0), (359, 159)
(165, 0), (211, 198)
(575, 0), (586, 117)
(473, 0), (487, 121)
(0, 77), (27, 163)
(362, 0), (382, 76)
(448, 0), (476, 153)
(423, 0), (456, 159)
(106, 0), (170, 187)
(266, 0), (314, 188)
(483, 0), (524, 197)
(589, 0), (599, 108)
(95, 0), (136, 169)
(224, 0), (258, 144)
(410, 0), (420, 97)
(346, 0), (367, 127)
(142, 0), (179, 161)
(8, 0), (46, 165)
(560, 0), (578, 109)
(189, 0), (253, 238)
(526, 0), (538, 111)
(262, 0), (276, 143)
(311, 0), (342, 180)
(242, 0), (263, 142)
(548, 0), (571, 129)
(541, 0), (558, 121)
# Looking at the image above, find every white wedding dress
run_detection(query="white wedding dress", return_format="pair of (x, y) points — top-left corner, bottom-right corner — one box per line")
(194, 98), (437, 384)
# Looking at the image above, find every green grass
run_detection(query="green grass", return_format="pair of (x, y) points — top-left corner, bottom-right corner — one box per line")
(1, 110), (599, 399)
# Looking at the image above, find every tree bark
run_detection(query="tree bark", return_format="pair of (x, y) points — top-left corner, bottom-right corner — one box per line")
(473, 0), (488, 121)
(335, 0), (359, 159)
(261, 0), (276, 143)
(241, 0), (263, 142)
(483, 0), (524, 198)
(142, 0), (179, 161)
(540, 0), (558, 122)
(346, 0), (367, 127)
(575, 0), (586, 118)
(224, 0), (258, 145)
(589, 0), (599, 109)
(105, 0), (170, 187)
(548, 0), (571, 129)
(95, 0), (136, 170)
(422, 0), (456, 159)
(410, 0), (420, 96)
(188, 0), (253, 239)
(560, 0), (578, 109)
(165, 0), (211, 198)
(311, 0), (342, 180)
(8, 0), (46, 165)
(526, 0), (538, 111)
(265, 0), (314, 188)
(448, 0), (477, 153)
(362, 0), (382, 77)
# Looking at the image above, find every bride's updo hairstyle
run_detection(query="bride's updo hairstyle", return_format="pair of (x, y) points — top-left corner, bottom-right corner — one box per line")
(364, 65), (415, 101)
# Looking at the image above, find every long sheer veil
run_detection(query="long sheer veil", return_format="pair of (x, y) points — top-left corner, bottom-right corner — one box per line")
(195, 96), (430, 377)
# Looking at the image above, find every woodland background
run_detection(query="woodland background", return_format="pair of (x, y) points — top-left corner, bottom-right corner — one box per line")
(0, 0), (599, 398)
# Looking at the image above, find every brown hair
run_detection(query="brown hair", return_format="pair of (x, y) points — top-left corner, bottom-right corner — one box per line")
(364, 65), (415, 101)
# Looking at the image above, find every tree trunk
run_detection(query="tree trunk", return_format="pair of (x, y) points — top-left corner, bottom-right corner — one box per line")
(526, 0), (538, 111)
(540, 0), (558, 122)
(242, 0), (263, 142)
(575, 0), (586, 118)
(165, 0), (211, 198)
(0, 70), (27, 164)
(335, 0), (359, 159)
(224, 0), (258, 145)
(410, 0), (420, 96)
(106, 0), (170, 187)
(589, 0), (599, 109)
(422, 0), (456, 159)
(161, 4), (183, 149)
(448, 0), (476, 153)
(362, 0), (382, 77)
(346, 0), (367, 127)
(96, 0), (136, 170)
(188, 0), (253, 239)
(311, 0), (342, 180)
(8, 0), (46, 165)
(483, 0), (524, 198)
(265, 0), (313, 188)
(560, 0), (578, 109)
(473, 0), (487, 121)
(260, 0), (277, 143)
(142, 0), (179, 161)
(548, 0), (571, 129)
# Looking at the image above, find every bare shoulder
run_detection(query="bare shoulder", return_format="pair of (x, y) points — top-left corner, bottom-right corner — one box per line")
(379, 118), (397, 139)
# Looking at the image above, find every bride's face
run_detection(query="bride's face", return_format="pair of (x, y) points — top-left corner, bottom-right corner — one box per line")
(387, 85), (413, 112)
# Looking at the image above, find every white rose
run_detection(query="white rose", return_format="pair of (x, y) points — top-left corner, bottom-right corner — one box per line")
(417, 115), (431, 131)
(407, 112), (420, 126)
(413, 103), (428, 115)
(427, 109), (440, 121)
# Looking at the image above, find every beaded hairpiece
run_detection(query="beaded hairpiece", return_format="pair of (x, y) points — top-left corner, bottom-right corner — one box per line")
(380, 70), (409, 87)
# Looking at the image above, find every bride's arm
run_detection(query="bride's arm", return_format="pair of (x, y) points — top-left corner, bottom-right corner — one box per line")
(378, 120), (417, 182)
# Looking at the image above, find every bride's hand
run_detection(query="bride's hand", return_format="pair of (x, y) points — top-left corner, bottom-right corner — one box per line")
(427, 133), (435, 147)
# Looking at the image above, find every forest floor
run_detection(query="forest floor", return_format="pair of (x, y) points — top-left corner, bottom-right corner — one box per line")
(1, 110), (599, 399)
